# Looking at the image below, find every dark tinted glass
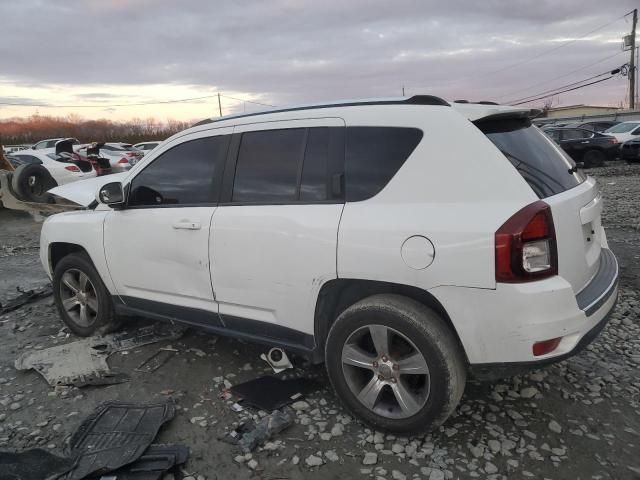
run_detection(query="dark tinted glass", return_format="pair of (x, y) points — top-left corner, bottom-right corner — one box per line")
(233, 128), (306, 202)
(300, 127), (330, 201)
(129, 135), (229, 206)
(478, 118), (585, 199)
(563, 129), (591, 140)
(345, 127), (423, 201)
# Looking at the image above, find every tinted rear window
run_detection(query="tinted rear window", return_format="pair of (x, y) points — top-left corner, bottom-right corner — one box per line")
(345, 127), (423, 201)
(477, 118), (585, 199)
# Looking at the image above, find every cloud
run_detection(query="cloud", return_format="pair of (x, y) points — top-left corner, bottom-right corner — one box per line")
(0, 0), (635, 114)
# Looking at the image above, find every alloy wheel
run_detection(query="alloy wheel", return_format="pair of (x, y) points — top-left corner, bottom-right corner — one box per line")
(341, 324), (430, 419)
(59, 268), (99, 327)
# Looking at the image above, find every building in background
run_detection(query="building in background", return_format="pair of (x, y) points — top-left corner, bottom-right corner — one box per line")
(545, 104), (621, 119)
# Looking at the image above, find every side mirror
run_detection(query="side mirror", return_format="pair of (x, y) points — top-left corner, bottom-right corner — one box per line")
(97, 182), (125, 208)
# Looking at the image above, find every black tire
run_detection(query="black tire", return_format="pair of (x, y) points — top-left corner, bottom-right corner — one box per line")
(582, 150), (605, 168)
(325, 294), (466, 434)
(52, 253), (120, 337)
(11, 163), (57, 203)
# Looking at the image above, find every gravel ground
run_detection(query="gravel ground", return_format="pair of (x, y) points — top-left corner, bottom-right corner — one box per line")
(0, 161), (639, 480)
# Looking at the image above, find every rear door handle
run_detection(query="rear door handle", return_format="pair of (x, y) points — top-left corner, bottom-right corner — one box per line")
(172, 221), (201, 230)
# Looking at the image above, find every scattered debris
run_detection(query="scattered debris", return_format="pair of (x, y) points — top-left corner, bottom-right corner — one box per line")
(64, 401), (176, 480)
(229, 375), (320, 411)
(260, 348), (293, 373)
(0, 448), (74, 480)
(92, 444), (189, 480)
(106, 324), (185, 352)
(14, 335), (125, 387)
(236, 408), (294, 453)
(14, 324), (184, 387)
(135, 347), (178, 373)
(0, 284), (53, 315)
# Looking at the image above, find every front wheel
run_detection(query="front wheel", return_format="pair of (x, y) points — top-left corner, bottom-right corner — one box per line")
(53, 253), (120, 336)
(325, 294), (466, 434)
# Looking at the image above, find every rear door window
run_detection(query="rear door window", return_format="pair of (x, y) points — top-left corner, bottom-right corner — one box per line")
(232, 128), (307, 203)
(345, 127), (423, 201)
(477, 118), (585, 199)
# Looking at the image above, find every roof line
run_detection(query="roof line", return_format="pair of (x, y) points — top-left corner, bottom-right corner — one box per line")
(192, 95), (449, 127)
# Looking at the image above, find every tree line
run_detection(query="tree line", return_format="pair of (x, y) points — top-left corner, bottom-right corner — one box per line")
(0, 114), (193, 146)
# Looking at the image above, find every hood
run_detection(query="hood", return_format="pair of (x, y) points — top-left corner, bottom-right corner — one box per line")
(49, 172), (128, 207)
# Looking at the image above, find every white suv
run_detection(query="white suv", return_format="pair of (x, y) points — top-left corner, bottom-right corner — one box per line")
(40, 96), (618, 433)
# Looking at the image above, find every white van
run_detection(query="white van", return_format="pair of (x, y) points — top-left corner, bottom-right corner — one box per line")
(40, 96), (618, 433)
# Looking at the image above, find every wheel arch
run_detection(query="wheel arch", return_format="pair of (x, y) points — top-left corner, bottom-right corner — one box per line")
(313, 278), (468, 364)
(49, 242), (91, 273)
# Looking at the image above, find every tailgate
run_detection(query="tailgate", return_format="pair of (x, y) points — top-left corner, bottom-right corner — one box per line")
(545, 176), (603, 293)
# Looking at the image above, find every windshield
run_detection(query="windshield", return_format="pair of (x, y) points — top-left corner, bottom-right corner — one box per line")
(605, 122), (640, 133)
(476, 118), (586, 199)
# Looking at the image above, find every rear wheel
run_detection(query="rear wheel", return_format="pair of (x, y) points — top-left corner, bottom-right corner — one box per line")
(53, 253), (120, 336)
(582, 149), (605, 168)
(325, 294), (466, 434)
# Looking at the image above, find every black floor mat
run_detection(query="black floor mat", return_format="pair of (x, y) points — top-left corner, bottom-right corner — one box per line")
(87, 444), (189, 480)
(63, 401), (176, 480)
(0, 448), (74, 480)
(230, 375), (321, 411)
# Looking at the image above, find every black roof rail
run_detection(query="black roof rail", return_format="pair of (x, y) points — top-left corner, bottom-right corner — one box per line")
(191, 95), (449, 128)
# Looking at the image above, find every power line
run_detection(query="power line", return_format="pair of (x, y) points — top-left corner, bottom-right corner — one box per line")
(510, 75), (618, 106)
(0, 93), (277, 109)
(504, 66), (621, 104)
(496, 50), (625, 100)
(475, 13), (628, 81)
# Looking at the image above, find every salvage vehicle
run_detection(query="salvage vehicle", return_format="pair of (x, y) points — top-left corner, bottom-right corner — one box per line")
(543, 127), (619, 167)
(40, 96), (618, 434)
(93, 143), (144, 170)
(6, 141), (95, 203)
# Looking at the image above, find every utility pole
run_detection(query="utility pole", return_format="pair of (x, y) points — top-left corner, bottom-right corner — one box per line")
(402, 86), (405, 97)
(629, 8), (637, 109)
(217, 92), (223, 117)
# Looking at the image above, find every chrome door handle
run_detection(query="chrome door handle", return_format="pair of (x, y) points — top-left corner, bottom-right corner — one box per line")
(172, 221), (201, 230)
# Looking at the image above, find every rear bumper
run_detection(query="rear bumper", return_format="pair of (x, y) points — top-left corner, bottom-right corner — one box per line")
(430, 248), (618, 378)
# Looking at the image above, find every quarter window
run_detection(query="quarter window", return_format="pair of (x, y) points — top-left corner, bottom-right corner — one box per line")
(128, 135), (229, 207)
(345, 127), (423, 202)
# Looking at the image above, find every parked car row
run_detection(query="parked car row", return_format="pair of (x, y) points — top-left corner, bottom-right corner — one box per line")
(542, 121), (640, 166)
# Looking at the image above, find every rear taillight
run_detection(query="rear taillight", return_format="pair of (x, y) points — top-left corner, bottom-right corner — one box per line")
(118, 158), (130, 164)
(495, 201), (558, 282)
(533, 337), (562, 356)
(64, 165), (81, 172)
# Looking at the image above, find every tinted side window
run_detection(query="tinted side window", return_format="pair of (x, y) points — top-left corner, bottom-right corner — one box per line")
(128, 135), (229, 207)
(300, 127), (330, 201)
(233, 128), (306, 202)
(345, 127), (423, 202)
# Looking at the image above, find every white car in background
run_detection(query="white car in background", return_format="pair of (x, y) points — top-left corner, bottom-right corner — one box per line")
(8, 150), (96, 186)
(7, 149), (96, 203)
(32, 138), (80, 150)
(603, 121), (640, 143)
(133, 141), (161, 155)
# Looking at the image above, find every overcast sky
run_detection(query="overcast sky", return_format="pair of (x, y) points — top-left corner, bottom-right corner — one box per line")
(0, 0), (637, 121)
